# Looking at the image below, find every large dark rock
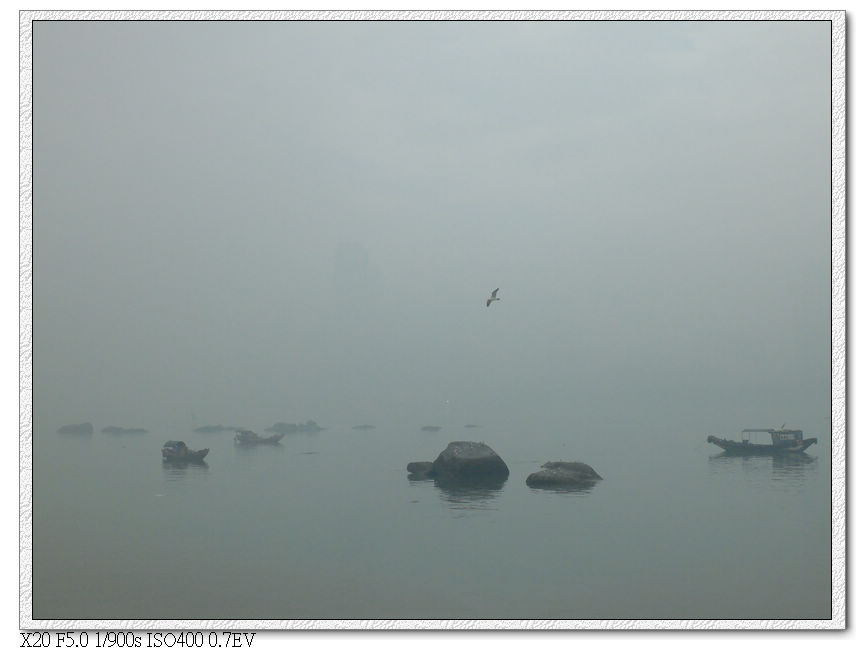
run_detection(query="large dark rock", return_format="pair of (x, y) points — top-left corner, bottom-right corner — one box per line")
(431, 441), (509, 481)
(526, 461), (602, 489)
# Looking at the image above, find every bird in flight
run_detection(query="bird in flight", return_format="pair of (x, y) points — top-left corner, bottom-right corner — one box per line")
(486, 288), (500, 307)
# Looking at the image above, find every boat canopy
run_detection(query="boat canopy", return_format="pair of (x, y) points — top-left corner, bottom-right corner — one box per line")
(741, 428), (805, 447)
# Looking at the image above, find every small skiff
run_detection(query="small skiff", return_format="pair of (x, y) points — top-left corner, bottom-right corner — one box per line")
(707, 428), (816, 455)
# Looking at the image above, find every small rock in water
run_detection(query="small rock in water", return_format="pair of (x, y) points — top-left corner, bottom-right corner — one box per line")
(407, 461), (435, 479)
(526, 461), (603, 489)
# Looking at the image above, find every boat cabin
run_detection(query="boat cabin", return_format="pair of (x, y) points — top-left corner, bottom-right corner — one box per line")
(708, 427), (816, 454)
(741, 428), (805, 448)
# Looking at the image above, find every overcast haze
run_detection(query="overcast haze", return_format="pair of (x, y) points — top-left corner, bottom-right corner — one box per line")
(33, 20), (830, 439)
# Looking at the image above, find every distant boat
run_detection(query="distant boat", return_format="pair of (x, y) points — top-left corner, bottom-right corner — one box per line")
(351, 424), (376, 431)
(707, 428), (817, 455)
(234, 429), (284, 445)
(421, 425), (442, 432)
(486, 288), (500, 307)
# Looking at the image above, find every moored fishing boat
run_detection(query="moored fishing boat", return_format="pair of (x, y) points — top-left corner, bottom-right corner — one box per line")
(707, 428), (817, 455)
(162, 440), (209, 462)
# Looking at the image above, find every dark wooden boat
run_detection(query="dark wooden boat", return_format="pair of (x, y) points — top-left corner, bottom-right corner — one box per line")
(707, 428), (817, 455)
(162, 440), (209, 462)
(234, 429), (285, 445)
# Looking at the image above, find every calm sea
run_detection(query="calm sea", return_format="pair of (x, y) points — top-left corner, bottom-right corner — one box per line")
(32, 421), (831, 621)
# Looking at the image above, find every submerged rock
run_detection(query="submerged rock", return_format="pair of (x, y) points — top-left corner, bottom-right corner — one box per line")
(526, 461), (602, 489)
(266, 420), (327, 434)
(265, 422), (297, 434)
(58, 423), (94, 435)
(102, 426), (148, 434)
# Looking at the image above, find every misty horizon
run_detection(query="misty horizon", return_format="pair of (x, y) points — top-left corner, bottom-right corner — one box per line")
(34, 20), (830, 442)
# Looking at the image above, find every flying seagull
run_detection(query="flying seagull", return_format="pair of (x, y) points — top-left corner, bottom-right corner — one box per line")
(486, 288), (500, 307)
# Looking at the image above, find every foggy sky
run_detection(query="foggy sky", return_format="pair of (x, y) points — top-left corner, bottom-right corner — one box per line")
(33, 19), (831, 437)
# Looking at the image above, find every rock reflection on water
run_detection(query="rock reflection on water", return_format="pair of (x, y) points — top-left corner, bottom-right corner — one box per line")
(433, 476), (507, 510)
(406, 474), (507, 509)
(527, 482), (599, 496)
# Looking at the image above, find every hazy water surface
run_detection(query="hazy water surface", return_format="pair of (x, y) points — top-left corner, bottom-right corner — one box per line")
(29, 19), (834, 626)
(33, 421), (831, 621)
